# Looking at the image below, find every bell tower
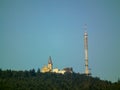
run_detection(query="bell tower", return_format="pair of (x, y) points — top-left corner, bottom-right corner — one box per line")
(48, 56), (53, 71)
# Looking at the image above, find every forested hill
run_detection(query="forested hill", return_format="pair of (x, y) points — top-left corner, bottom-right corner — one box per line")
(0, 69), (120, 90)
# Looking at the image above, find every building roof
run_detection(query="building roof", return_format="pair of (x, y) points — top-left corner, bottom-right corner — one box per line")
(63, 67), (73, 73)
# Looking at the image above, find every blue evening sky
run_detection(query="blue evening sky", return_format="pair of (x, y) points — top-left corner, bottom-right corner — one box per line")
(0, 0), (120, 82)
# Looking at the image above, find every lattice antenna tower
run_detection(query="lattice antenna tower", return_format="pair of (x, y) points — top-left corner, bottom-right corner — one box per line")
(84, 24), (90, 75)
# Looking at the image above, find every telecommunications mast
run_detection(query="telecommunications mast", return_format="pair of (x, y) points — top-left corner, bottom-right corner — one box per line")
(84, 24), (90, 75)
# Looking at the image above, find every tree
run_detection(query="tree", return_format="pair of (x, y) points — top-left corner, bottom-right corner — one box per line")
(29, 69), (36, 76)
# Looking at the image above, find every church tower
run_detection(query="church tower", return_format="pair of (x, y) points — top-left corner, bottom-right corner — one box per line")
(48, 56), (53, 71)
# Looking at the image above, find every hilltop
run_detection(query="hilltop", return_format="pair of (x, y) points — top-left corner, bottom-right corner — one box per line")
(0, 69), (120, 90)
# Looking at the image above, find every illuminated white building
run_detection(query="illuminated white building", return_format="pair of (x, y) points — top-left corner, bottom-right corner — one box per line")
(41, 56), (73, 74)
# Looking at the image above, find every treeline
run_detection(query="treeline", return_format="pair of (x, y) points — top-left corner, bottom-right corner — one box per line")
(0, 69), (120, 90)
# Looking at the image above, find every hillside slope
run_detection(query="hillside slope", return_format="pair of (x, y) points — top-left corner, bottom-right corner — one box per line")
(0, 69), (120, 90)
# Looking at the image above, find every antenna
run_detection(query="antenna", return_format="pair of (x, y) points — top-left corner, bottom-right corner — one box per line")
(84, 24), (87, 32)
(84, 24), (90, 75)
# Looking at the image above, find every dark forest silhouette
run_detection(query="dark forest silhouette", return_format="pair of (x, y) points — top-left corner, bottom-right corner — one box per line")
(0, 69), (120, 90)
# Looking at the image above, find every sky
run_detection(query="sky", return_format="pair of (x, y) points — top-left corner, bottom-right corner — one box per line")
(0, 0), (120, 82)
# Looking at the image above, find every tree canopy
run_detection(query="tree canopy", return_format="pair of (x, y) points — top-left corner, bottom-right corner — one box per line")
(0, 69), (120, 90)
